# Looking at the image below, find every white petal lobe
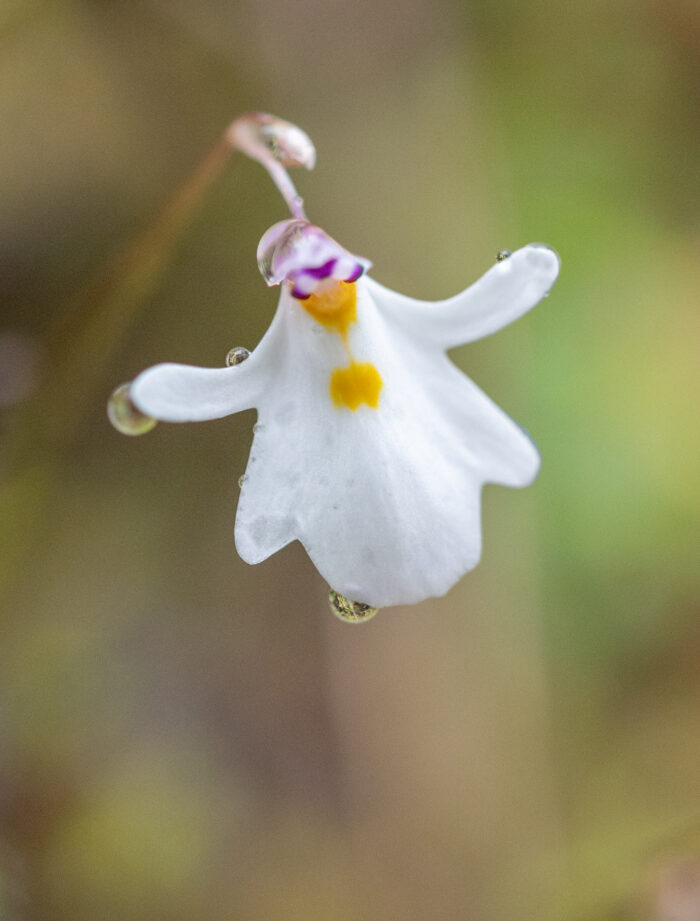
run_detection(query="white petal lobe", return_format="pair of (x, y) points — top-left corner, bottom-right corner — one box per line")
(131, 358), (266, 423)
(368, 244), (559, 349)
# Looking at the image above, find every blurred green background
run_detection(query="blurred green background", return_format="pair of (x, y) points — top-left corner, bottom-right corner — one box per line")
(1, 1), (699, 919)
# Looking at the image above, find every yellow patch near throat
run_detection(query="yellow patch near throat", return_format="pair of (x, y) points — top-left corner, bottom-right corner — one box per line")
(301, 281), (383, 411)
(301, 280), (358, 340)
(330, 361), (383, 410)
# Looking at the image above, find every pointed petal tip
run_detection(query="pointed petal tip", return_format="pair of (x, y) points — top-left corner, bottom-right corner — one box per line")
(304, 147), (317, 171)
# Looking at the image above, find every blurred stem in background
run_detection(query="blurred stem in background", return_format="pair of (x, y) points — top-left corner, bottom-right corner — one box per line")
(0, 130), (234, 595)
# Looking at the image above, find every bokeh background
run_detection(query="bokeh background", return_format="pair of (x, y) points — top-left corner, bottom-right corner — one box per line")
(1, 0), (699, 919)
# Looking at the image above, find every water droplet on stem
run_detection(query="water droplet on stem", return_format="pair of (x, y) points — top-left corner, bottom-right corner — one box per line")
(328, 589), (379, 624)
(107, 383), (157, 436)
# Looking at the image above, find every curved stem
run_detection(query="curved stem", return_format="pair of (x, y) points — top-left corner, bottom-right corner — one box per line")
(226, 113), (316, 220)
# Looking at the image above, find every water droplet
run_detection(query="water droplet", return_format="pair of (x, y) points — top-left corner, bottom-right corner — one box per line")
(107, 383), (157, 436)
(253, 423), (264, 434)
(328, 589), (379, 624)
(496, 249), (512, 262)
(226, 346), (250, 367)
(238, 474), (247, 488)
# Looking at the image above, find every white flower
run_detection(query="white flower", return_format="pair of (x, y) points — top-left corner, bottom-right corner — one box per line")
(110, 114), (560, 611)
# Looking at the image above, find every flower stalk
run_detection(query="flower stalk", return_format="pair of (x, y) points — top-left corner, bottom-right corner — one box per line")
(226, 113), (316, 220)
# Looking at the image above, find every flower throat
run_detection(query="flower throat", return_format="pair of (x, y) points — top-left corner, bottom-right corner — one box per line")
(301, 281), (382, 411)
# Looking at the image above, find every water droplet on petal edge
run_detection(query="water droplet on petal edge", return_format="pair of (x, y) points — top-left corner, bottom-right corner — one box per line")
(328, 589), (379, 624)
(226, 346), (250, 367)
(496, 249), (512, 262)
(107, 383), (157, 436)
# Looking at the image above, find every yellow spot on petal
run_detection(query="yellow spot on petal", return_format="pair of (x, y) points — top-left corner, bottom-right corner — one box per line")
(330, 361), (383, 411)
(300, 280), (381, 410)
(302, 281), (357, 340)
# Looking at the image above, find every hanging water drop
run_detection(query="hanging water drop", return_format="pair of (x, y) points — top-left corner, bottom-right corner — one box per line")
(328, 589), (379, 624)
(226, 346), (250, 367)
(496, 249), (512, 262)
(107, 383), (157, 436)
(238, 474), (247, 488)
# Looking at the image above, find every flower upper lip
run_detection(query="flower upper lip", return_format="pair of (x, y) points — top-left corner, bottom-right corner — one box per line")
(256, 219), (370, 298)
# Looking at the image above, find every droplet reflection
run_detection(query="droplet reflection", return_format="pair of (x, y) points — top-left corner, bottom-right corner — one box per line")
(107, 383), (157, 436)
(328, 589), (379, 624)
(226, 346), (250, 367)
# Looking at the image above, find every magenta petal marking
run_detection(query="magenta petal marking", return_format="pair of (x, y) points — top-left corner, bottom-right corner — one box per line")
(305, 258), (337, 280)
(344, 263), (364, 282)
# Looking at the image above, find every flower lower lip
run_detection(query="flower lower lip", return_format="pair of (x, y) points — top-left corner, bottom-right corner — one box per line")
(108, 109), (560, 610)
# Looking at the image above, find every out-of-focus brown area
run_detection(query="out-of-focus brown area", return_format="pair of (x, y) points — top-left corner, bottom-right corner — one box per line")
(0, 1), (698, 919)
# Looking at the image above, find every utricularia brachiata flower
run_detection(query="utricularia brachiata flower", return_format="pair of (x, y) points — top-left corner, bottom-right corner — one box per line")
(108, 113), (560, 620)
